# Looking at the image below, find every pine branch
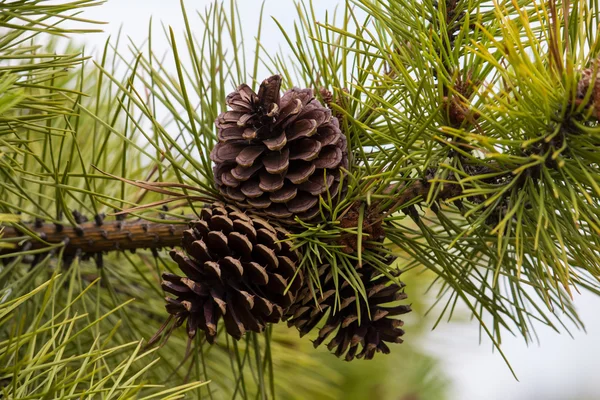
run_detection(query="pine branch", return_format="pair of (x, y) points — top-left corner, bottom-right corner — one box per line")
(0, 174), (473, 259)
(378, 163), (507, 215)
(0, 163), (503, 260)
(1, 218), (188, 256)
(383, 178), (462, 207)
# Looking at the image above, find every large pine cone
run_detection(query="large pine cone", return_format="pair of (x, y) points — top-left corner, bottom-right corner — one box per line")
(211, 75), (348, 224)
(162, 203), (303, 343)
(285, 260), (411, 361)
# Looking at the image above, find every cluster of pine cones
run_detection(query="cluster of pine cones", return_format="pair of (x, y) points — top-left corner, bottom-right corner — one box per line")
(159, 75), (411, 361)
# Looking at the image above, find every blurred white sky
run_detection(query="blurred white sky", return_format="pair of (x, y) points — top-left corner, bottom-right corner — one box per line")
(74, 1), (600, 399)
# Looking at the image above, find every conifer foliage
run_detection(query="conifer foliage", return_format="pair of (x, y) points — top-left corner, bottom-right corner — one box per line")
(1, 0), (600, 398)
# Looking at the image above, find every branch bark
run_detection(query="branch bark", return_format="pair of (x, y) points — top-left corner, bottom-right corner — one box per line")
(381, 178), (467, 214)
(1, 218), (188, 256)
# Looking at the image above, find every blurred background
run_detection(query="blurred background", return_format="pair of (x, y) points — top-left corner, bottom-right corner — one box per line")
(68, 1), (600, 399)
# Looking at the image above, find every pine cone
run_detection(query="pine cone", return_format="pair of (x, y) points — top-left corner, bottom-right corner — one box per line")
(162, 202), (303, 343)
(319, 86), (350, 124)
(318, 87), (333, 106)
(285, 260), (410, 361)
(576, 64), (600, 118)
(211, 75), (348, 223)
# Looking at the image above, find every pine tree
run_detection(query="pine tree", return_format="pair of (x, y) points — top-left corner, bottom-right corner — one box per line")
(1, 0), (599, 398)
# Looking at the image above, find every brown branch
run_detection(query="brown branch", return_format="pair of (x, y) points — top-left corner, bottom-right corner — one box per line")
(2, 164), (506, 259)
(381, 163), (507, 211)
(381, 179), (466, 215)
(1, 218), (188, 256)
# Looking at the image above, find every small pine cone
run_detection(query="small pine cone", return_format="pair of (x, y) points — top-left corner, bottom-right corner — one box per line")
(285, 260), (411, 361)
(162, 202), (303, 343)
(211, 75), (348, 224)
(319, 87), (350, 124)
(577, 65), (600, 119)
(318, 87), (333, 106)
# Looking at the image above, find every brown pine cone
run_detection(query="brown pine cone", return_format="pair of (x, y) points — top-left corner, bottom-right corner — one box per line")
(576, 64), (600, 118)
(318, 86), (350, 126)
(161, 202), (303, 343)
(285, 259), (410, 361)
(318, 87), (333, 106)
(211, 75), (348, 224)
